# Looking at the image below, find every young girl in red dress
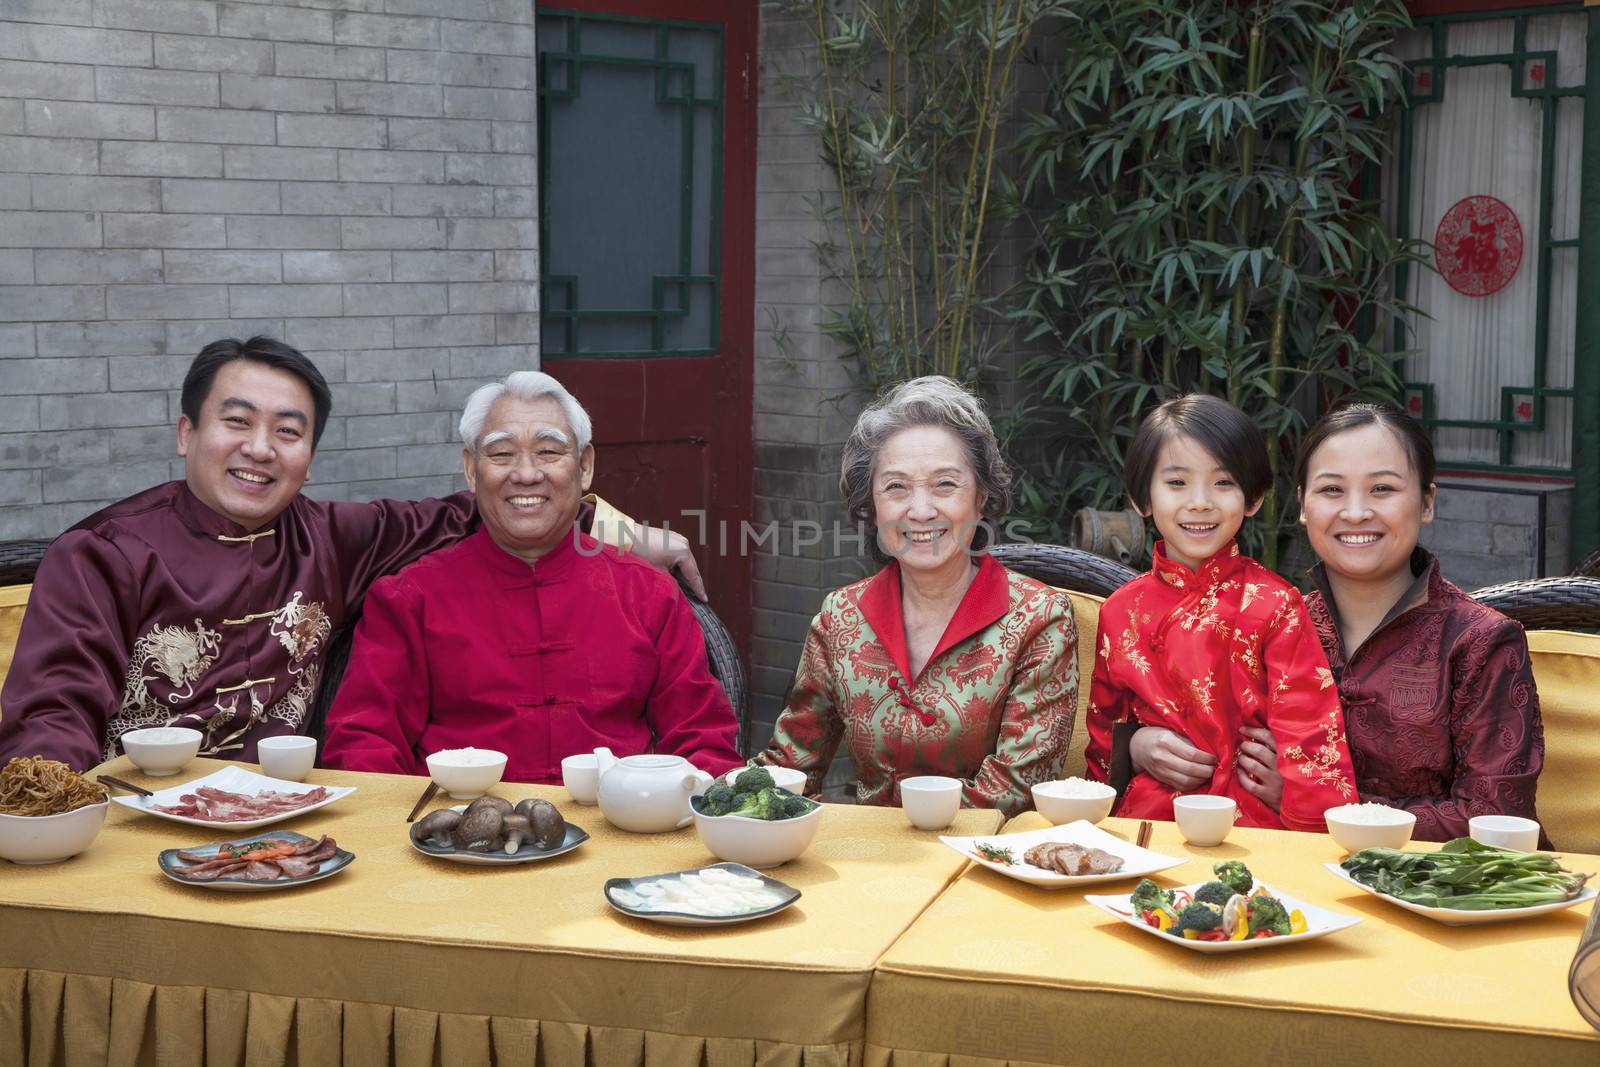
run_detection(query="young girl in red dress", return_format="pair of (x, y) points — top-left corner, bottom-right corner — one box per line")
(1083, 394), (1357, 830)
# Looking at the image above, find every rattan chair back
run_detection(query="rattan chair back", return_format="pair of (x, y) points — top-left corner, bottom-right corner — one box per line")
(989, 542), (1140, 598)
(1469, 577), (1600, 631)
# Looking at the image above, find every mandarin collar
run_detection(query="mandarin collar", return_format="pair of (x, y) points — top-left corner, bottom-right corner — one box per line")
(1309, 546), (1437, 661)
(856, 552), (1011, 686)
(1149, 538), (1245, 591)
(171, 480), (285, 541)
(465, 523), (591, 584)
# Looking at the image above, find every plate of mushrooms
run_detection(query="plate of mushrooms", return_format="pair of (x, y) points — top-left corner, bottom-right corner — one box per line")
(410, 796), (587, 865)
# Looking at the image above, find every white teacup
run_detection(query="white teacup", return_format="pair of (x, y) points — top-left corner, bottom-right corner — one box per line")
(257, 736), (317, 782)
(724, 764), (807, 793)
(1173, 794), (1237, 847)
(900, 775), (962, 831)
(1469, 814), (1541, 852)
(562, 753), (600, 805)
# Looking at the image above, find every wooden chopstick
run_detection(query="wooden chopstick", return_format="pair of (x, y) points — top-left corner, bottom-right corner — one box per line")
(1135, 820), (1152, 849)
(97, 774), (154, 798)
(406, 780), (439, 823)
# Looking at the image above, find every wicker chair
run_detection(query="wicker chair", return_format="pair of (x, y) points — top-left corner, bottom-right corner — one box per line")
(0, 540), (51, 586)
(1571, 545), (1600, 579)
(304, 586), (751, 756)
(989, 542), (1140, 598)
(1468, 576), (1600, 631)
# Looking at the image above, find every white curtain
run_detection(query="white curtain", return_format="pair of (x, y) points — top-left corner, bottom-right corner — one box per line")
(1391, 14), (1585, 471)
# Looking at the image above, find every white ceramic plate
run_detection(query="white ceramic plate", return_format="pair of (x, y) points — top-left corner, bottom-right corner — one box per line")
(940, 819), (1183, 888)
(111, 765), (356, 830)
(1323, 862), (1598, 925)
(409, 805), (590, 865)
(604, 862), (801, 926)
(157, 830), (353, 892)
(1086, 881), (1362, 953)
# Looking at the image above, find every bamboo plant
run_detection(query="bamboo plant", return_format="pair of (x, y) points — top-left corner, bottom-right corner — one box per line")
(1009, 0), (1430, 569)
(779, 0), (1073, 392)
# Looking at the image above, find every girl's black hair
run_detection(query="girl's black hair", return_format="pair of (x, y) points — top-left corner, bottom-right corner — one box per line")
(1293, 401), (1436, 499)
(1123, 393), (1271, 511)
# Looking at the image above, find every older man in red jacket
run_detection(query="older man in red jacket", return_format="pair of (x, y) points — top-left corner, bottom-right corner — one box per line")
(321, 371), (742, 783)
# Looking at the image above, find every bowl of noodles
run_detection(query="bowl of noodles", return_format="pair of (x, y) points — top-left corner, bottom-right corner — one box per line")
(0, 756), (111, 864)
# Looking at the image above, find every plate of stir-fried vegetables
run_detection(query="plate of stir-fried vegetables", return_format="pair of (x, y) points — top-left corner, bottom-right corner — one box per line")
(1086, 861), (1361, 953)
(1326, 838), (1595, 925)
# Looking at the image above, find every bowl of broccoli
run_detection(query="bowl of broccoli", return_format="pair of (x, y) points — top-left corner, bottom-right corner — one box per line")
(691, 767), (823, 868)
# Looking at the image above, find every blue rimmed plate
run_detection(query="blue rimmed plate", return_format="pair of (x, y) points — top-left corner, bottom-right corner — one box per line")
(604, 862), (801, 926)
(157, 830), (352, 892)
(409, 805), (590, 865)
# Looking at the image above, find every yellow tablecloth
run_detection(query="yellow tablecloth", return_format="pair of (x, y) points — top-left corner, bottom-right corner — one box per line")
(0, 757), (1002, 1067)
(866, 814), (1600, 1066)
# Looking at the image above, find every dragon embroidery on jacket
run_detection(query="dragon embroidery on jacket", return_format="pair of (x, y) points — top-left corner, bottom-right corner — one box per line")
(270, 591), (331, 665)
(105, 618), (223, 758)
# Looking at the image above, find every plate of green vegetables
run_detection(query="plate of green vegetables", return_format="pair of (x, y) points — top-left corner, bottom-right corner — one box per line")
(1325, 838), (1595, 926)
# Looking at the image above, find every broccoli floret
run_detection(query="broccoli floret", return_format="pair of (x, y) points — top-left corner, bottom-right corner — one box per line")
(1192, 880), (1234, 906)
(1246, 895), (1291, 937)
(1174, 902), (1222, 935)
(698, 782), (737, 816)
(1129, 879), (1175, 917)
(731, 767), (775, 796)
(779, 790), (812, 819)
(1212, 860), (1254, 896)
(729, 786), (787, 821)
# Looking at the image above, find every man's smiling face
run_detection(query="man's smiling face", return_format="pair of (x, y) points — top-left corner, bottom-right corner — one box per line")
(177, 359), (316, 530)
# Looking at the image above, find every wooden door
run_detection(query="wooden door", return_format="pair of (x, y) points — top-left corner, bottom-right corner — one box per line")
(536, 1), (756, 649)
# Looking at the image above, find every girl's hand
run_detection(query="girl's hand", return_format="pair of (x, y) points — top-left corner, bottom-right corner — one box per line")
(1236, 725), (1283, 811)
(1129, 727), (1217, 790)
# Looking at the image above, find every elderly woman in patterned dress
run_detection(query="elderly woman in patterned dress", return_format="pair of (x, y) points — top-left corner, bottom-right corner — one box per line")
(752, 377), (1078, 816)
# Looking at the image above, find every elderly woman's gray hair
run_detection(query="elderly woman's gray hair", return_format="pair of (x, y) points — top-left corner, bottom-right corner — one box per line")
(840, 376), (1013, 558)
(459, 370), (593, 452)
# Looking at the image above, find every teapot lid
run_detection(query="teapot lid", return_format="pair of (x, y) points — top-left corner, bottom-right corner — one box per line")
(617, 754), (684, 768)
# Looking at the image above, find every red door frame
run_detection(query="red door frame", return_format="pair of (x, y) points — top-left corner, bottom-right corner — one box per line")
(538, 0), (758, 653)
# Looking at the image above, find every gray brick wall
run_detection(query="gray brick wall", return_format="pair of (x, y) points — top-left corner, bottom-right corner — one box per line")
(1420, 479), (1573, 590)
(0, 0), (538, 539)
(749, 5), (874, 784)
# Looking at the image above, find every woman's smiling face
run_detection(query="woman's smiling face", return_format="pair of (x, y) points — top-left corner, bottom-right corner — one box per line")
(1143, 433), (1261, 570)
(871, 424), (983, 575)
(1299, 421), (1435, 583)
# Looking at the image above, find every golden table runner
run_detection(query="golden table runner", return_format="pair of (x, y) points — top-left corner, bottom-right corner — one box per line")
(866, 814), (1600, 1067)
(0, 757), (1001, 1067)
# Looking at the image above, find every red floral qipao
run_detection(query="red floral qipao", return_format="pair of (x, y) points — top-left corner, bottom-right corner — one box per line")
(754, 555), (1078, 817)
(1305, 549), (1544, 842)
(1085, 542), (1357, 830)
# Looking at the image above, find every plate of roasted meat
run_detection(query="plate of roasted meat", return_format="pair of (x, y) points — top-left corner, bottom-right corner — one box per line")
(940, 819), (1183, 888)
(112, 766), (356, 830)
(157, 830), (352, 892)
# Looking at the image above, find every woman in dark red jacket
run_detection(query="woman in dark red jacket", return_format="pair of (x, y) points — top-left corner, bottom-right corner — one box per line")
(1126, 402), (1544, 840)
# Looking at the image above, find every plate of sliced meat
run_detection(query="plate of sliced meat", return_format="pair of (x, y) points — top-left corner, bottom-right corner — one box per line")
(112, 766), (356, 830)
(158, 830), (352, 892)
(940, 819), (1183, 888)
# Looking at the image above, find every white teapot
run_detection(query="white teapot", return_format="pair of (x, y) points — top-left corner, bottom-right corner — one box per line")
(593, 747), (714, 833)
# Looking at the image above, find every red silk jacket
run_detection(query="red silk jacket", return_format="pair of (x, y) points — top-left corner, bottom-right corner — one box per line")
(1085, 542), (1357, 831)
(1305, 549), (1544, 842)
(321, 527), (742, 783)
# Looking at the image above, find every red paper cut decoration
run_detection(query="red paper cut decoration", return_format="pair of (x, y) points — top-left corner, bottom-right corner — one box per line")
(1434, 196), (1523, 297)
(1529, 63), (1545, 84)
(1515, 399), (1534, 423)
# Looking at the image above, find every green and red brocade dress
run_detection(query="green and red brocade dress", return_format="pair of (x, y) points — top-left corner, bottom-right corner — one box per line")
(754, 554), (1079, 817)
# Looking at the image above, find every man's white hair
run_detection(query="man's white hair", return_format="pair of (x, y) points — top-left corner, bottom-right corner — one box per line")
(459, 370), (593, 452)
